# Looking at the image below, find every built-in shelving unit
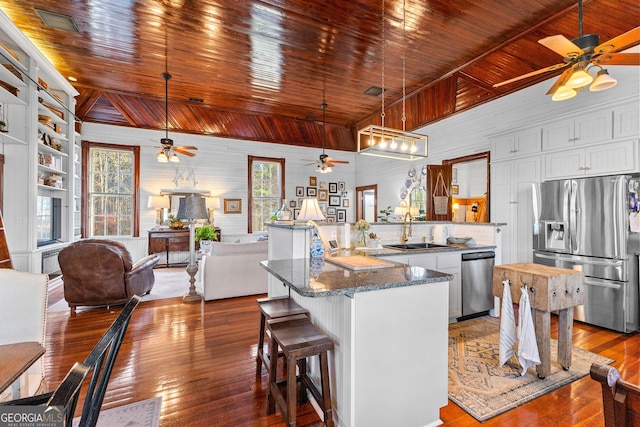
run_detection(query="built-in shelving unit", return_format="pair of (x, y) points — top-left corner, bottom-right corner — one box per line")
(0, 10), (81, 273)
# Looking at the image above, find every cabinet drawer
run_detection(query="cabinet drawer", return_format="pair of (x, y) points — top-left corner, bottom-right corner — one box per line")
(436, 253), (459, 269)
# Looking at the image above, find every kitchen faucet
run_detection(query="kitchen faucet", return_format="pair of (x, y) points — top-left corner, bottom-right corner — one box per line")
(401, 212), (412, 244)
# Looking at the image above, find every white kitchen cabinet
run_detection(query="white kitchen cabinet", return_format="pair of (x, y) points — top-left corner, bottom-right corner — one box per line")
(491, 127), (541, 161)
(544, 139), (638, 180)
(542, 110), (612, 151)
(613, 102), (639, 139)
(491, 157), (540, 265)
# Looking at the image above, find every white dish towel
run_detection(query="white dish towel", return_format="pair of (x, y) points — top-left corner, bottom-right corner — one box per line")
(517, 286), (541, 376)
(499, 279), (517, 367)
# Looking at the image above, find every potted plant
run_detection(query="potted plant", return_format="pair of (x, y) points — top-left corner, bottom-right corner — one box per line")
(195, 224), (217, 254)
(167, 213), (184, 229)
(379, 206), (392, 221)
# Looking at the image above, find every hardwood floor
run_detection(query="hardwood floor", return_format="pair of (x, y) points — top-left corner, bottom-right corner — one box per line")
(44, 286), (640, 426)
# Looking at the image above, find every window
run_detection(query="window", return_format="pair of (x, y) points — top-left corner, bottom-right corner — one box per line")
(248, 156), (285, 233)
(82, 142), (140, 237)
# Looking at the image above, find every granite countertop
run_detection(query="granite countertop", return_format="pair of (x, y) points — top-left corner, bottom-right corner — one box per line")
(260, 258), (452, 298)
(335, 242), (496, 258)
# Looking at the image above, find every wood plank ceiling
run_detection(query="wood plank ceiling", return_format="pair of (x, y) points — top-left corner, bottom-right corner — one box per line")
(1, 0), (638, 152)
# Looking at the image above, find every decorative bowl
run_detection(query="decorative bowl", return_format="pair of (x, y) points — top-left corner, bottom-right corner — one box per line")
(447, 236), (472, 244)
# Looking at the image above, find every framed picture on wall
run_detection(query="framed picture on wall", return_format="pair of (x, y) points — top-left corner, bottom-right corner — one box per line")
(452, 168), (458, 184)
(289, 200), (297, 208)
(318, 189), (328, 202)
(337, 209), (346, 222)
(309, 176), (317, 186)
(294, 208), (300, 219)
(298, 198), (304, 207)
(307, 187), (317, 197)
(329, 182), (338, 193)
(326, 215), (336, 223)
(342, 199), (349, 207)
(452, 185), (459, 195)
(296, 186), (304, 197)
(319, 181), (327, 189)
(224, 198), (242, 214)
(338, 181), (345, 191)
(327, 207), (336, 215)
(329, 195), (340, 206)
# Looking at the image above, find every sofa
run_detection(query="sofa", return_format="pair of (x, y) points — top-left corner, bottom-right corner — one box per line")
(58, 239), (159, 311)
(201, 240), (268, 301)
(0, 269), (48, 401)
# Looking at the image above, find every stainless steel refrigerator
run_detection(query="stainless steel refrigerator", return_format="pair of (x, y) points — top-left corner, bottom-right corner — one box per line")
(532, 174), (640, 333)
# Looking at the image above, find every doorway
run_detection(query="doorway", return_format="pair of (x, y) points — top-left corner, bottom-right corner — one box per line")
(356, 184), (377, 222)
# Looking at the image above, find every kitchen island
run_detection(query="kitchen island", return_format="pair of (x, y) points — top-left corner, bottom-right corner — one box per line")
(261, 256), (451, 427)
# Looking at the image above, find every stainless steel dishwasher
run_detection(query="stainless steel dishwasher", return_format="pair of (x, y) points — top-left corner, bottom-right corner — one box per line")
(460, 251), (495, 318)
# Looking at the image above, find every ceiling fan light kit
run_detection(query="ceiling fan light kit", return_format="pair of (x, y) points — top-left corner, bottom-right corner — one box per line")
(156, 72), (197, 162)
(358, 0), (428, 161)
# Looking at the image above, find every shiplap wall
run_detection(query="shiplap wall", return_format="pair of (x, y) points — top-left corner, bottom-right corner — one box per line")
(83, 65), (639, 240)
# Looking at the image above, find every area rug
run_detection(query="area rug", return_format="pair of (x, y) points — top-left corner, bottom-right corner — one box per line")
(448, 316), (613, 422)
(73, 396), (162, 427)
(48, 268), (199, 313)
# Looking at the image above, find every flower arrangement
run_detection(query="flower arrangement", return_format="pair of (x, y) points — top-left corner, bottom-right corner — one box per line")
(355, 220), (370, 231)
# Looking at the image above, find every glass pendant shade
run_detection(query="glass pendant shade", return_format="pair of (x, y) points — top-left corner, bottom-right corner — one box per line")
(566, 68), (593, 89)
(552, 85), (577, 101)
(589, 69), (617, 92)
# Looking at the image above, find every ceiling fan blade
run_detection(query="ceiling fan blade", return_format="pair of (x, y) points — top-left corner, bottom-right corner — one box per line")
(545, 67), (573, 95)
(493, 63), (567, 88)
(593, 52), (640, 66)
(155, 149), (166, 155)
(173, 148), (196, 157)
(174, 146), (198, 150)
(595, 26), (640, 54)
(328, 159), (349, 164)
(539, 35), (584, 58)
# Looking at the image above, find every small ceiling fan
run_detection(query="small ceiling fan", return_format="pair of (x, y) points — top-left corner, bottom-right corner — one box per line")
(493, 0), (640, 100)
(156, 72), (198, 162)
(302, 103), (349, 173)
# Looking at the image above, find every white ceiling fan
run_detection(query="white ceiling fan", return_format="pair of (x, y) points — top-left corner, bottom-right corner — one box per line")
(302, 103), (349, 173)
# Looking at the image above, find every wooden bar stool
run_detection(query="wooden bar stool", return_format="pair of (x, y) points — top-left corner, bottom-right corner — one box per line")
(267, 315), (334, 427)
(256, 297), (309, 375)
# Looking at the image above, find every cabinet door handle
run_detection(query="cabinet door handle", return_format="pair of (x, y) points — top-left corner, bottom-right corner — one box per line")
(509, 149), (518, 153)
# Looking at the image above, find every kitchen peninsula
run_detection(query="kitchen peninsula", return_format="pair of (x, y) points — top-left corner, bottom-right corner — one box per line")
(263, 224), (453, 427)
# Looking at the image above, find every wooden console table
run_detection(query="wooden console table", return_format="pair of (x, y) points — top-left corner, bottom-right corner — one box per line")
(148, 227), (221, 267)
(492, 262), (585, 379)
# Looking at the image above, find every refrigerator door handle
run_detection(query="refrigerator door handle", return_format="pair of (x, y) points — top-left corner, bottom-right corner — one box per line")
(534, 251), (624, 268)
(569, 180), (578, 252)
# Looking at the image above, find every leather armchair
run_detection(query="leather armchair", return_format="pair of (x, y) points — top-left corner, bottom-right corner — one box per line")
(58, 239), (159, 312)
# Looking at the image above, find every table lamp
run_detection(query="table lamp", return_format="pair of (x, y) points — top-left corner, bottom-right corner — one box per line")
(206, 197), (221, 225)
(147, 195), (170, 226)
(297, 198), (326, 257)
(177, 195), (209, 302)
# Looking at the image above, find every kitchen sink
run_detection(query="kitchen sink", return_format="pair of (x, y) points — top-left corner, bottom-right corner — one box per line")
(383, 243), (451, 251)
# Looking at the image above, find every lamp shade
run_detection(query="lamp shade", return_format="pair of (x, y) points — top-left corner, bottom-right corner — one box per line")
(206, 196), (221, 209)
(297, 198), (325, 222)
(176, 195), (208, 220)
(147, 195), (170, 209)
(590, 69), (617, 92)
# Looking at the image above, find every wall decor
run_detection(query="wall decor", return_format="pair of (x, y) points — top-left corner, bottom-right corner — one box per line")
(338, 181), (345, 191)
(298, 198), (304, 207)
(289, 200), (297, 208)
(224, 198), (242, 214)
(319, 202), (328, 213)
(309, 176), (317, 186)
(452, 185), (459, 195)
(327, 207), (336, 215)
(307, 187), (317, 197)
(326, 215), (336, 223)
(329, 182), (338, 193)
(329, 195), (341, 206)
(337, 209), (346, 222)
(294, 208), (300, 219)
(296, 186), (304, 197)
(318, 189), (328, 202)
(452, 168), (458, 184)
(319, 181), (327, 189)
(342, 198), (349, 208)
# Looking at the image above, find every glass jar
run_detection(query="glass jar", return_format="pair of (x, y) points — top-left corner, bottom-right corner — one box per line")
(277, 199), (293, 221)
(355, 230), (367, 248)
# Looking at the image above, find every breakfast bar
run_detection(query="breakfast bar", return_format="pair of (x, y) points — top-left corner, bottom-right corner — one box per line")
(261, 256), (452, 427)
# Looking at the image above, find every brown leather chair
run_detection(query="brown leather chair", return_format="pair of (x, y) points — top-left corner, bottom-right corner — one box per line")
(58, 239), (159, 312)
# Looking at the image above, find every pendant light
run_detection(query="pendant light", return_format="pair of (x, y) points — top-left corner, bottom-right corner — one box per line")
(357, 0), (427, 161)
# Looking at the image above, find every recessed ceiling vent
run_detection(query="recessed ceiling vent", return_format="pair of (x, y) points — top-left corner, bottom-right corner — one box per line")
(35, 9), (80, 33)
(188, 97), (204, 103)
(364, 86), (385, 97)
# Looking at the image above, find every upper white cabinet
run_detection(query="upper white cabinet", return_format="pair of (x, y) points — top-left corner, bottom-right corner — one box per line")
(542, 110), (612, 151)
(544, 139), (638, 180)
(491, 127), (541, 161)
(613, 102), (639, 139)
